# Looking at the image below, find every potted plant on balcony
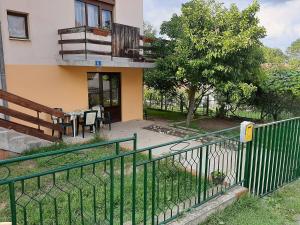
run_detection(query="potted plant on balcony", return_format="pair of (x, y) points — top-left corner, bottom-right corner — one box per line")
(92, 28), (110, 37)
(211, 171), (226, 185)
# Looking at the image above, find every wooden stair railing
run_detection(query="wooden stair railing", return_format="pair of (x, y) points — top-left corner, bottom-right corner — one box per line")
(0, 90), (64, 142)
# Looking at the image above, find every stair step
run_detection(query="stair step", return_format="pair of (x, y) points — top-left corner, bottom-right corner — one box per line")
(0, 129), (9, 150)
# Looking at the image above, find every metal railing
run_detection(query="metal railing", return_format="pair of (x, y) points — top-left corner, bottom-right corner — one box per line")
(0, 127), (244, 225)
(244, 117), (300, 196)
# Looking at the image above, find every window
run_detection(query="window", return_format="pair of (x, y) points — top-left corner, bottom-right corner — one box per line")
(87, 4), (99, 27)
(74, 0), (113, 29)
(7, 11), (29, 39)
(75, 0), (86, 26)
(101, 10), (112, 29)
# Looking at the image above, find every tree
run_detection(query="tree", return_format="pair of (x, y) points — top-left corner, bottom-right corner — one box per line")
(215, 82), (257, 117)
(286, 39), (300, 70)
(254, 68), (300, 120)
(144, 66), (177, 110)
(263, 47), (287, 65)
(143, 20), (180, 110)
(156, 0), (266, 126)
(143, 21), (157, 38)
(287, 38), (300, 59)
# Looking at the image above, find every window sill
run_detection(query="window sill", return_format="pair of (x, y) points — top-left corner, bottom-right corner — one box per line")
(9, 37), (31, 41)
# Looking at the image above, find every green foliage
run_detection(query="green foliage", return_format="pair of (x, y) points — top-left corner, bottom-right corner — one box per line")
(154, 0), (266, 125)
(254, 68), (300, 120)
(215, 82), (257, 116)
(144, 67), (177, 96)
(263, 47), (288, 64)
(287, 38), (300, 59)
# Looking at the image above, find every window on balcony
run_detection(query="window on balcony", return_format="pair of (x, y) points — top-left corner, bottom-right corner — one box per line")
(101, 10), (112, 29)
(7, 11), (29, 39)
(74, 0), (113, 29)
(75, 1), (86, 26)
(87, 4), (99, 27)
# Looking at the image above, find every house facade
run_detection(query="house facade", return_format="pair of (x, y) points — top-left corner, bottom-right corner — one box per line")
(0, 0), (154, 123)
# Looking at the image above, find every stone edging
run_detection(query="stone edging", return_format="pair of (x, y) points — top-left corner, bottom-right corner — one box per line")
(167, 186), (248, 225)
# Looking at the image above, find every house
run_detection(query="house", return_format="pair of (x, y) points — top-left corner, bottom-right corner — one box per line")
(0, 0), (154, 126)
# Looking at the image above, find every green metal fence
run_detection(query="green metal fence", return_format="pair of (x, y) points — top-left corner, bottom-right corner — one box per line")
(0, 127), (245, 225)
(1, 117), (299, 225)
(244, 117), (300, 196)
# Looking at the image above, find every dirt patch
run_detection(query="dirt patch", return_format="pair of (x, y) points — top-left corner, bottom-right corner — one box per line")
(194, 118), (242, 131)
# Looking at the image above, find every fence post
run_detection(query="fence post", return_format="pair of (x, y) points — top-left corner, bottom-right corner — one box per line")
(109, 159), (114, 225)
(9, 182), (17, 225)
(132, 133), (137, 225)
(151, 161), (156, 225)
(115, 142), (120, 155)
(203, 146), (209, 201)
(243, 139), (253, 189)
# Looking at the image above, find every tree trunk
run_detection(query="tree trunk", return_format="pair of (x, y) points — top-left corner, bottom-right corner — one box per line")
(273, 113), (278, 121)
(193, 95), (204, 114)
(149, 93), (152, 108)
(180, 95), (184, 113)
(217, 104), (226, 118)
(160, 94), (163, 110)
(186, 86), (197, 127)
(164, 96), (168, 111)
(206, 95), (210, 116)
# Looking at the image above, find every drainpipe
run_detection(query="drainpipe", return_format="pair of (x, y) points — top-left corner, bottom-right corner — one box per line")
(0, 21), (9, 119)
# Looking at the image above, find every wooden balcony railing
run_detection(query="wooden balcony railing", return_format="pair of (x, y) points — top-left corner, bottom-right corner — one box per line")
(0, 90), (64, 142)
(58, 24), (156, 63)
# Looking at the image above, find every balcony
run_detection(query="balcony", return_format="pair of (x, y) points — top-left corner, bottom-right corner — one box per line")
(57, 23), (156, 68)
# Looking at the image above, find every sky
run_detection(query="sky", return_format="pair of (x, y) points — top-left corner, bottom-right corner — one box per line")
(144, 0), (300, 51)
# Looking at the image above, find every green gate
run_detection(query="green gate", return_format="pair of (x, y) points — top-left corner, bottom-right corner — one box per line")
(244, 117), (300, 196)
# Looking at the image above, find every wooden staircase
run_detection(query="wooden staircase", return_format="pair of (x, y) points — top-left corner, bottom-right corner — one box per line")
(0, 90), (64, 142)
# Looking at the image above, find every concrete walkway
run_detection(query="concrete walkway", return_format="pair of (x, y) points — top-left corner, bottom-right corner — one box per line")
(64, 120), (182, 151)
(102, 120), (182, 154)
(64, 120), (240, 182)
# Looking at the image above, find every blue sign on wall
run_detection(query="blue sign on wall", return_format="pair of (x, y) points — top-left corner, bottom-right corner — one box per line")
(95, 60), (102, 67)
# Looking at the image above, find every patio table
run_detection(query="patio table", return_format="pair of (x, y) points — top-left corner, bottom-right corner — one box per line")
(65, 110), (86, 137)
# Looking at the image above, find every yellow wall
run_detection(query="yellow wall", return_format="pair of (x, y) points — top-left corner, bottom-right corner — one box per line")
(5, 65), (144, 124)
(120, 68), (144, 121)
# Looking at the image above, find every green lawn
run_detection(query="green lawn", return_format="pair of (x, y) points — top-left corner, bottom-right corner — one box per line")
(145, 108), (188, 122)
(202, 179), (300, 225)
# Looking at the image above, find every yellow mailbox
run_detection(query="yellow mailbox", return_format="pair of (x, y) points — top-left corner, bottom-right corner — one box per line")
(240, 121), (254, 143)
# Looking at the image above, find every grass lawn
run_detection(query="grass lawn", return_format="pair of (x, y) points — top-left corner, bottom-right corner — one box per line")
(0, 138), (200, 224)
(145, 108), (188, 122)
(202, 179), (300, 225)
